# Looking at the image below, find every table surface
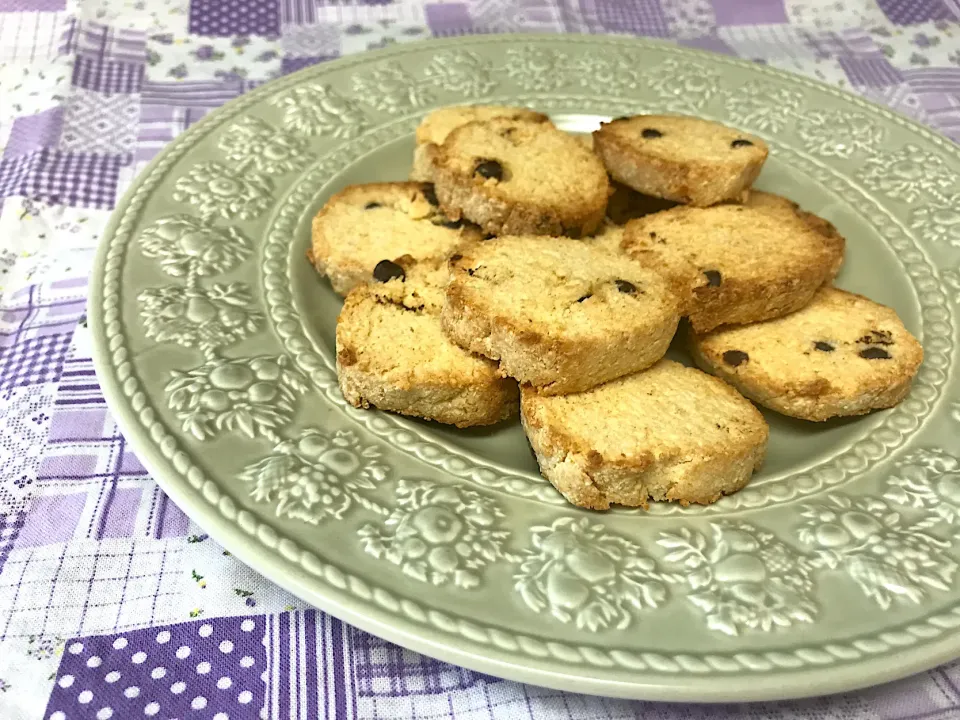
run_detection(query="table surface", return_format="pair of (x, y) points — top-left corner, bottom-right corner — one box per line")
(1, 0), (959, 718)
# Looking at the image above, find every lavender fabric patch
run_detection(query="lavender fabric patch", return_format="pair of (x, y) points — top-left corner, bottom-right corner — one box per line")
(0, 0), (67, 9)
(189, 0), (281, 37)
(425, 3), (473, 34)
(3, 107), (64, 160)
(45, 616), (266, 719)
(14, 492), (86, 549)
(712, 0), (787, 26)
(280, 54), (334, 74)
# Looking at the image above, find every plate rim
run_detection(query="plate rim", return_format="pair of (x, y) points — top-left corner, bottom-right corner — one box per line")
(90, 32), (960, 702)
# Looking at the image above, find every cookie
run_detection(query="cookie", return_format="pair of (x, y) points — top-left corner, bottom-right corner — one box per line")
(593, 115), (768, 207)
(622, 203), (845, 333)
(410, 105), (550, 182)
(582, 221), (625, 255)
(310, 182), (482, 295)
(521, 359), (769, 510)
(689, 287), (923, 421)
(432, 118), (610, 237)
(442, 235), (680, 394)
(337, 258), (519, 427)
(745, 190), (844, 248)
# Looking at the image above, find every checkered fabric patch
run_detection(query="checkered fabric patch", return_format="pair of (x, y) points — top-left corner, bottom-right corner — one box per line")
(582, 0), (669, 36)
(0, 332), (73, 390)
(0, 149), (129, 209)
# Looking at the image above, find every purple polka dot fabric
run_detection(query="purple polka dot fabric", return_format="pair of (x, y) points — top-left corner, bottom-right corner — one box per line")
(189, 0), (280, 37)
(44, 617), (265, 720)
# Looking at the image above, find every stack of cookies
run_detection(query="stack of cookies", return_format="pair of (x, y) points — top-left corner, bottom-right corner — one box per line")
(310, 105), (923, 511)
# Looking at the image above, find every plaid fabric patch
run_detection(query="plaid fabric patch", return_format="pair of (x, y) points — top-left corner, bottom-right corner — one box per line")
(62, 20), (147, 63)
(0, 148), (129, 209)
(71, 55), (144, 93)
(350, 624), (494, 697)
(0, 537), (184, 639)
(839, 54), (905, 87)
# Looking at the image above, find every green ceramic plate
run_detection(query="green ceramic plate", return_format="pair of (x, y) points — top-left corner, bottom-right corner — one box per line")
(90, 34), (960, 701)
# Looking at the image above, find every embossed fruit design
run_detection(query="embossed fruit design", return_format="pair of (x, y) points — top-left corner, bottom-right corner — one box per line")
(139, 215), (252, 277)
(166, 355), (308, 440)
(241, 428), (388, 525)
(515, 517), (672, 630)
(358, 480), (509, 589)
(799, 494), (957, 610)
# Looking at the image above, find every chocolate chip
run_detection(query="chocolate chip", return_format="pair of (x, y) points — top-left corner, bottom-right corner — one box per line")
(474, 159), (503, 181)
(703, 270), (722, 287)
(731, 139), (753, 148)
(422, 183), (439, 206)
(364, 202), (382, 210)
(440, 218), (463, 229)
(642, 128), (663, 139)
(449, 253), (463, 263)
(814, 341), (834, 352)
(615, 279), (637, 294)
(482, 233), (496, 241)
(372, 259), (405, 283)
(613, 116), (630, 121)
(649, 231), (656, 239)
(857, 330), (894, 346)
(859, 347), (891, 360)
(577, 294), (592, 303)
(723, 350), (749, 367)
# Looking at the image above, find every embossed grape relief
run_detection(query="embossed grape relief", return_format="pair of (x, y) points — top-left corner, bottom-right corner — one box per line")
(858, 144), (958, 205)
(659, 523), (817, 636)
(241, 429), (389, 524)
(909, 195), (960, 248)
(797, 493), (957, 609)
(724, 82), (803, 134)
(171, 161), (273, 220)
(218, 117), (313, 176)
(795, 110), (883, 158)
(270, 84), (369, 138)
(885, 449), (960, 536)
(165, 356), (309, 441)
(646, 58), (722, 113)
(514, 517), (682, 631)
(503, 47), (648, 95)
(358, 479), (509, 589)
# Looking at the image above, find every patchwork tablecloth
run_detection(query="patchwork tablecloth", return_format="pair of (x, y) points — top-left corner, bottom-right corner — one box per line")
(1, 1), (959, 718)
